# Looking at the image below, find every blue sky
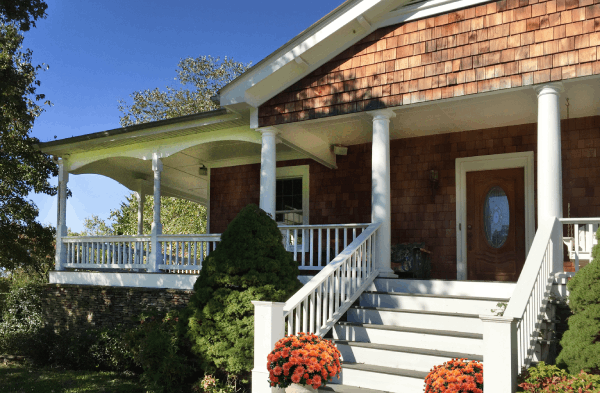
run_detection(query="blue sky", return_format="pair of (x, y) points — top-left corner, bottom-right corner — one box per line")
(26, 0), (341, 232)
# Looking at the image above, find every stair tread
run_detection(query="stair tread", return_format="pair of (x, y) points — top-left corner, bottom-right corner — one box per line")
(363, 291), (510, 302)
(336, 321), (483, 339)
(352, 305), (481, 318)
(319, 384), (389, 393)
(341, 362), (429, 379)
(333, 339), (483, 360)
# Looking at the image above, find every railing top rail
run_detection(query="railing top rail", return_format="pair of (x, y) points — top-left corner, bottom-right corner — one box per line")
(63, 235), (151, 242)
(504, 216), (558, 319)
(559, 217), (600, 224)
(157, 234), (221, 240)
(283, 221), (381, 315)
(277, 223), (370, 229)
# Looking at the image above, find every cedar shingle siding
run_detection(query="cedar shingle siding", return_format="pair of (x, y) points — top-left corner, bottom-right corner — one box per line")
(258, 0), (600, 127)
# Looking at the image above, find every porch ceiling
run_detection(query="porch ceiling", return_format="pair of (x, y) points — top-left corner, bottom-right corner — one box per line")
(275, 75), (600, 147)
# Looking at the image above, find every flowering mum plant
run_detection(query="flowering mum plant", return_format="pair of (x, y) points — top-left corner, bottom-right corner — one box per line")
(267, 333), (342, 389)
(424, 358), (483, 393)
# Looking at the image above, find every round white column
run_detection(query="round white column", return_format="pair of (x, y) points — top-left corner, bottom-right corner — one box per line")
(371, 109), (396, 278)
(137, 190), (145, 235)
(257, 128), (278, 218)
(535, 83), (564, 222)
(55, 158), (69, 271)
(151, 153), (163, 236)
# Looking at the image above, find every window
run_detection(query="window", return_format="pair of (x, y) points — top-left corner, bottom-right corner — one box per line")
(275, 165), (309, 226)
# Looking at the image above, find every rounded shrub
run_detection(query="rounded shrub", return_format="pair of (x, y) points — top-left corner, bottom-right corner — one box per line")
(556, 229), (600, 375)
(185, 204), (301, 379)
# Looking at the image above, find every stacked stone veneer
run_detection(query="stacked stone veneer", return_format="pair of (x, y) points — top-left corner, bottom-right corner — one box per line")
(259, 0), (600, 126)
(43, 284), (193, 333)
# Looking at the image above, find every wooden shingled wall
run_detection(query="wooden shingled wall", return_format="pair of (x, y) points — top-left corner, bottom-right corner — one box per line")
(258, 0), (600, 127)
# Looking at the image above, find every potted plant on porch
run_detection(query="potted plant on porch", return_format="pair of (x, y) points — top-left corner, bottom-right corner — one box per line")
(267, 333), (341, 392)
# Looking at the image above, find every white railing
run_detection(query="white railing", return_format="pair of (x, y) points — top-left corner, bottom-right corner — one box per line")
(63, 235), (151, 269)
(157, 234), (221, 272)
(282, 222), (381, 337)
(503, 217), (560, 371)
(278, 224), (370, 270)
(560, 217), (600, 272)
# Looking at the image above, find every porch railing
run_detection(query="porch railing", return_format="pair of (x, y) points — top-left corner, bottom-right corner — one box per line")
(157, 234), (221, 272)
(278, 224), (370, 270)
(282, 221), (380, 337)
(63, 235), (152, 270)
(560, 217), (600, 271)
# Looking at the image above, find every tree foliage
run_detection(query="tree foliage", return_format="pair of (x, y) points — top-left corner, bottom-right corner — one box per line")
(185, 204), (301, 378)
(556, 229), (600, 375)
(118, 55), (251, 126)
(0, 0), (57, 275)
(76, 193), (206, 236)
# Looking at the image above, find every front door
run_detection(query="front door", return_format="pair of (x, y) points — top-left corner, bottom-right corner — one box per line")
(466, 168), (525, 281)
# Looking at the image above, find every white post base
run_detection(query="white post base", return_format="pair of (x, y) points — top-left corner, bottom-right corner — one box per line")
(481, 315), (518, 393)
(252, 301), (285, 393)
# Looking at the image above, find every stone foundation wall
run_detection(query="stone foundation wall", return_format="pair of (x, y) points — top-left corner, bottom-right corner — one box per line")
(43, 284), (193, 333)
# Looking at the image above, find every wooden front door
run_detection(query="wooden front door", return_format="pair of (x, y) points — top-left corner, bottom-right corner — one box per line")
(466, 168), (526, 281)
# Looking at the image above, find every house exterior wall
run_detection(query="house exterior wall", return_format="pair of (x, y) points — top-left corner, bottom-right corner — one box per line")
(210, 115), (600, 279)
(258, 0), (600, 127)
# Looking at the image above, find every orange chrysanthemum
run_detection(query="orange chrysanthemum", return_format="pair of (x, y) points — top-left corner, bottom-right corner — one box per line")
(424, 358), (483, 393)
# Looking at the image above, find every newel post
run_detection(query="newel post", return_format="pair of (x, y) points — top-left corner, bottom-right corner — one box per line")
(252, 301), (285, 393)
(55, 158), (69, 271)
(480, 315), (518, 393)
(148, 153), (163, 273)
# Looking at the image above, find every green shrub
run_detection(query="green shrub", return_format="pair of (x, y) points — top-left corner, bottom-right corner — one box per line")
(518, 361), (600, 392)
(0, 282), (46, 358)
(556, 228), (600, 375)
(90, 327), (136, 372)
(185, 204), (301, 380)
(126, 310), (196, 393)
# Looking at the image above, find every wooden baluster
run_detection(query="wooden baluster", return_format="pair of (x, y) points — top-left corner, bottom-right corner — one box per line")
(310, 289), (316, 333)
(344, 229), (348, 249)
(335, 229), (339, 256)
(301, 228), (306, 267)
(309, 229), (314, 268)
(193, 242), (198, 266)
(318, 228), (322, 268)
(302, 299), (308, 333)
(316, 283), (322, 335)
(326, 229), (331, 264)
(294, 229), (298, 263)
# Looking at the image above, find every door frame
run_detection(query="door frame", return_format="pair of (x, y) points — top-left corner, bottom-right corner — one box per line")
(455, 152), (535, 280)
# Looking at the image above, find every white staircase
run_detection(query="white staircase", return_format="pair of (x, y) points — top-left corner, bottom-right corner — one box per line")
(323, 278), (516, 393)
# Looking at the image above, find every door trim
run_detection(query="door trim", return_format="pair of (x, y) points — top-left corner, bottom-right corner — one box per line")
(455, 152), (535, 280)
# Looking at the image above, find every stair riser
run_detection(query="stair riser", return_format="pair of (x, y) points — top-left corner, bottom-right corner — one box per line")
(337, 344), (468, 372)
(347, 309), (483, 334)
(333, 325), (483, 353)
(330, 367), (425, 393)
(368, 279), (515, 298)
(359, 293), (503, 314)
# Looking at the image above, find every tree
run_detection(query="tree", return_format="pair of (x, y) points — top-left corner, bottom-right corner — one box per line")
(556, 229), (600, 375)
(185, 204), (301, 379)
(118, 55), (251, 126)
(0, 0), (58, 277)
(78, 193), (207, 236)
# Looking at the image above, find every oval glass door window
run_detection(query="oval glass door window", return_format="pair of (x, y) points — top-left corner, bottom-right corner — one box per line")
(484, 186), (509, 248)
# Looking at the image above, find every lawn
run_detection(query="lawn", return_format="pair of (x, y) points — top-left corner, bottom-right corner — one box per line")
(0, 360), (146, 393)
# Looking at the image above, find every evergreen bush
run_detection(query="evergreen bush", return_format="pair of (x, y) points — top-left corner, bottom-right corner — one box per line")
(556, 228), (600, 375)
(185, 204), (301, 379)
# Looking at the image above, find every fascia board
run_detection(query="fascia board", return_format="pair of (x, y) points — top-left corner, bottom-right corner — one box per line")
(219, 0), (401, 108)
(376, 0), (493, 27)
(38, 109), (239, 156)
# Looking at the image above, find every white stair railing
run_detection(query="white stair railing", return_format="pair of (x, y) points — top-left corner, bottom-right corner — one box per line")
(482, 217), (561, 393)
(278, 223), (369, 270)
(282, 221), (381, 337)
(157, 234), (221, 272)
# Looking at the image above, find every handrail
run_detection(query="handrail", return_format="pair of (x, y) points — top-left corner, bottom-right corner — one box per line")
(559, 217), (600, 224)
(283, 222), (381, 337)
(504, 216), (559, 370)
(63, 235), (151, 242)
(278, 223), (370, 229)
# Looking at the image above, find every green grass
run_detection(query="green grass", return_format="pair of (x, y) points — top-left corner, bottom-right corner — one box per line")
(0, 361), (146, 393)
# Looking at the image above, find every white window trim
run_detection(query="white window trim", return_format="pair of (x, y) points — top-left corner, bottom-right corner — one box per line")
(455, 152), (535, 281)
(276, 165), (309, 226)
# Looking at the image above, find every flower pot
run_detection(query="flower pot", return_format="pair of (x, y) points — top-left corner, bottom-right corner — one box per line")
(286, 383), (317, 393)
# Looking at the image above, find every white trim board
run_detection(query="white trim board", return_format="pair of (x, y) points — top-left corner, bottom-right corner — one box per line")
(455, 152), (535, 281)
(276, 165), (310, 226)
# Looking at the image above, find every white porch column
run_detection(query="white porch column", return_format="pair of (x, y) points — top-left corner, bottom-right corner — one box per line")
(480, 315), (519, 393)
(148, 153), (163, 272)
(257, 127), (278, 218)
(535, 83), (564, 272)
(136, 188), (145, 235)
(55, 159), (69, 271)
(370, 109), (396, 278)
(251, 301), (285, 393)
